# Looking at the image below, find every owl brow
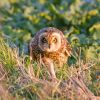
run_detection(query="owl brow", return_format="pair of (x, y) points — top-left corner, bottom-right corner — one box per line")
(53, 32), (58, 36)
(39, 32), (47, 37)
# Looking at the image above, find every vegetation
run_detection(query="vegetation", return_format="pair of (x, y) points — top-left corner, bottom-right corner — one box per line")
(0, 0), (100, 99)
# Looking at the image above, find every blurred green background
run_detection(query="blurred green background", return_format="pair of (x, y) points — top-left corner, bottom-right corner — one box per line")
(0, 0), (100, 96)
(0, 0), (100, 55)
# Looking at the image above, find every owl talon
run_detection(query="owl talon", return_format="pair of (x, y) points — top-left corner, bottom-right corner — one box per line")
(48, 76), (58, 83)
(52, 77), (58, 83)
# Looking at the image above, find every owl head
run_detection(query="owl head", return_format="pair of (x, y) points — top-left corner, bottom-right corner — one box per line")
(37, 27), (64, 52)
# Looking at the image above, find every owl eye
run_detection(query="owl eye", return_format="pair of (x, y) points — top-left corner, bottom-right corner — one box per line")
(41, 37), (47, 43)
(53, 38), (57, 43)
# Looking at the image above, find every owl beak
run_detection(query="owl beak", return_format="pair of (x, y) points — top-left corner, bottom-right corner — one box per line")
(48, 44), (51, 49)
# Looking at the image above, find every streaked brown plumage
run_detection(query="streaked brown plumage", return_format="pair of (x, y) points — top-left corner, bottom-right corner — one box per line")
(30, 27), (72, 80)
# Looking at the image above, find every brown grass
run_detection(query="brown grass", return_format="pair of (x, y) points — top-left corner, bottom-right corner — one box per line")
(0, 38), (99, 100)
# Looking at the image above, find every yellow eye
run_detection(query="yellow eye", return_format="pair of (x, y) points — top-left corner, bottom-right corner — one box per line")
(53, 38), (57, 43)
(41, 37), (47, 43)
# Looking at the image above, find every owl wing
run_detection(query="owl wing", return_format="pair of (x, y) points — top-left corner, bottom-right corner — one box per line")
(65, 39), (72, 57)
(29, 37), (38, 61)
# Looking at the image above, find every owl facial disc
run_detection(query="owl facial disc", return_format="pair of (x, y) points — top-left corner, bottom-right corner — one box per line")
(38, 32), (61, 52)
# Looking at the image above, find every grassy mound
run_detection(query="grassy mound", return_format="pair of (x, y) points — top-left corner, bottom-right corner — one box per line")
(0, 37), (99, 99)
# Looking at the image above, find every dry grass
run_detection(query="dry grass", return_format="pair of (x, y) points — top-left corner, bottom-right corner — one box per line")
(0, 37), (100, 100)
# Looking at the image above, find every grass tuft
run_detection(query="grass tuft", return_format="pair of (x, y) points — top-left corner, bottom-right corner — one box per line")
(0, 37), (99, 99)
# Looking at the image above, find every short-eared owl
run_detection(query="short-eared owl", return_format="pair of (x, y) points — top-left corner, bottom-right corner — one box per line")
(30, 27), (72, 80)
